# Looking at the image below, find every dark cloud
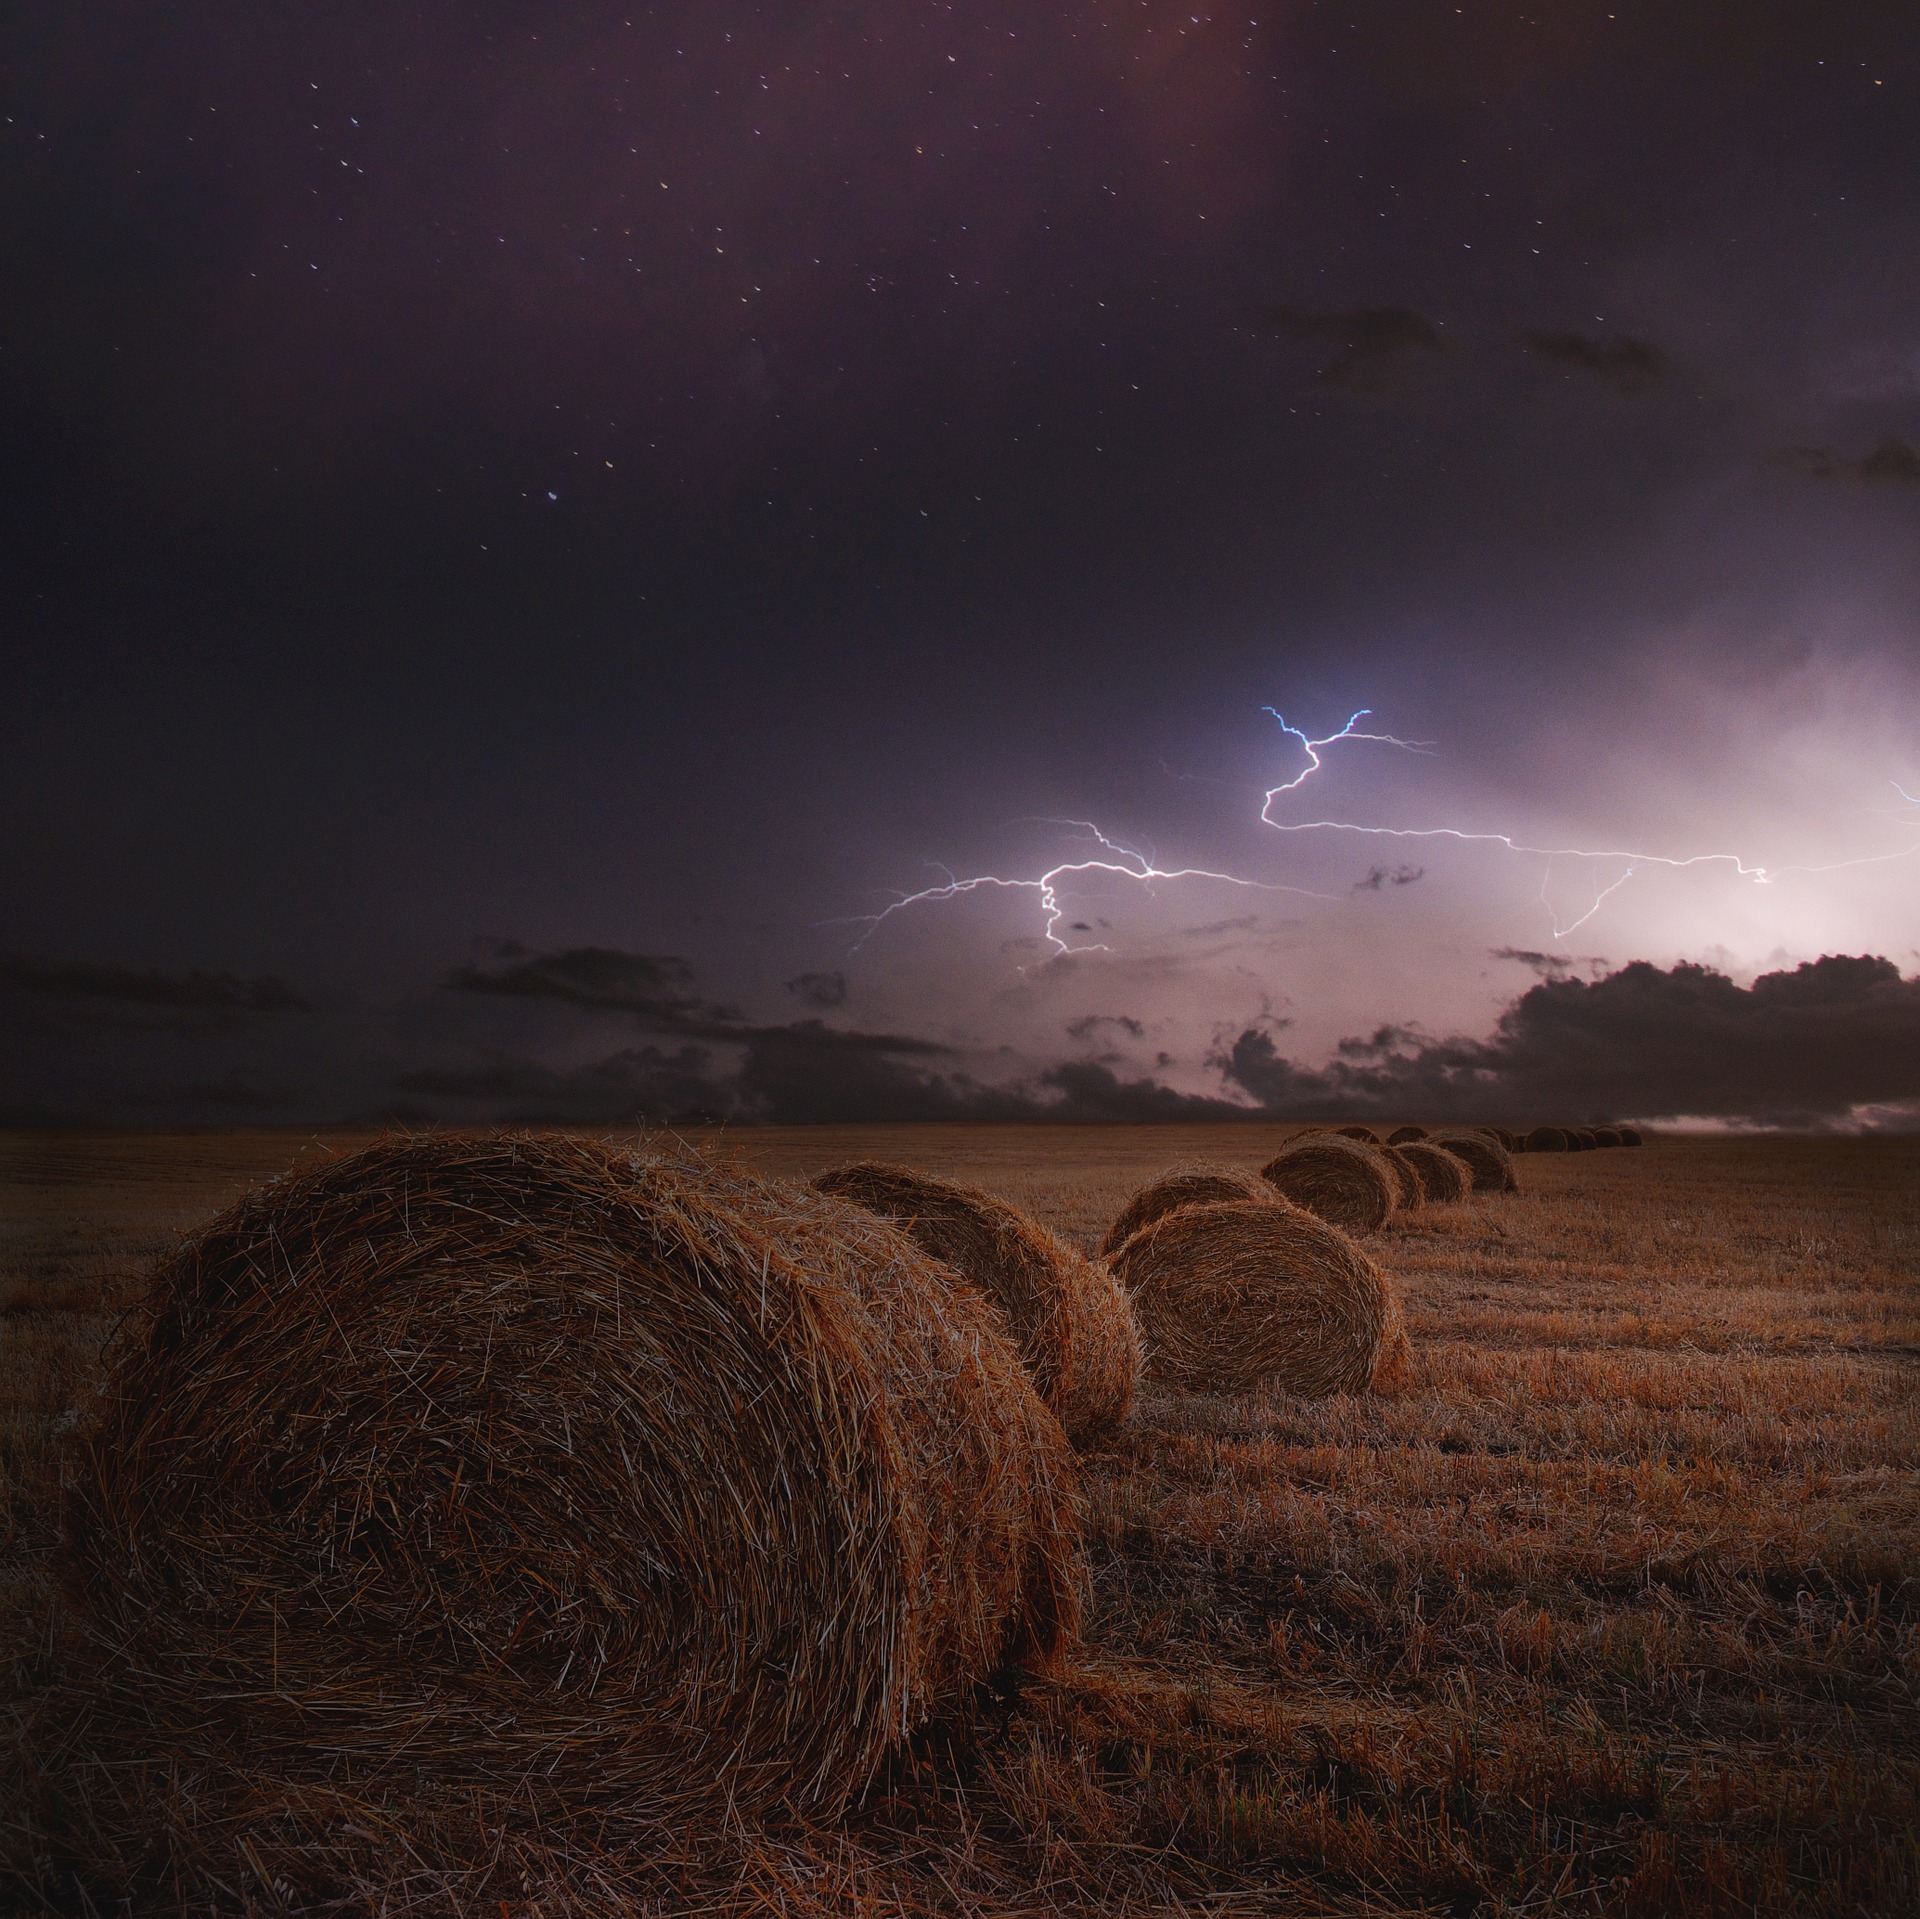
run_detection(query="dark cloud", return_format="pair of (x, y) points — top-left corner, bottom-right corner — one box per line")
(1353, 865), (1425, 892)
(1521, 329), (1671, 393)
(1065, 1013), (1147, 1041)
(444, 947), (740, 1031)
(1266, 305), (1443, 392)
(0, 955), (309, 1014)
(784, 969), (849, 1009)
(395, 1045), (727, 1124)
(1769, 438), (1920, 488)
(1034, 1061), (1248, 1123)
(1218, 954), (1920, 1126)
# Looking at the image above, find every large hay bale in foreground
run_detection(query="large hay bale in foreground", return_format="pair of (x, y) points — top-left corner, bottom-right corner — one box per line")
(1110, 1200), (1392, 1396)
(55, 1136), (1082, 1904)
(1427, 1129), (1519, 1193)
(1260, 1135), (1397, 1233)
(814, 1162), (1140, 1445)
(1381, 1144), (1426, 1210)
(1099, 1162), (1281, 1259)
(1526, 1124), (1570, 1152)
(1396, 1140), (1472, 1203)
(1386, 1124), (1428, 1145)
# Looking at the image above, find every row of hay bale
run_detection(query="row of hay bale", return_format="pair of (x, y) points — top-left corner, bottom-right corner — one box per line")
(1522, 1122), (1643, 1150)
(44, 1125), (1494, 1905)
(1327, 1119), (1644, 1155)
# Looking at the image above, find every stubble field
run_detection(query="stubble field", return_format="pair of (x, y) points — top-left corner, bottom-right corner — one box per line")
(2, 1126), (1916, 1916)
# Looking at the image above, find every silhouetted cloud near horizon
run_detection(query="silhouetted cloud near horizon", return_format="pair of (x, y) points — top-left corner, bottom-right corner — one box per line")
(445, 946), (740, 1031)
(784, 969), (849, 1009)
(0, 956), (309, 1014)
(1267, 304), (1443, 391)
(1522, 329), (1671, 392)
(1218, 954), (1920, 1125)
(1769, 438), (1920, 488)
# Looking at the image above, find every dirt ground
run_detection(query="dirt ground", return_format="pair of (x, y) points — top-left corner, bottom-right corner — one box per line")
(2, 1125), (1916, 1915)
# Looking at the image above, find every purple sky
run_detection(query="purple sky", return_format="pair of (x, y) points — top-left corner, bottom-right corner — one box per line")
(5, 2), (1918, 1126)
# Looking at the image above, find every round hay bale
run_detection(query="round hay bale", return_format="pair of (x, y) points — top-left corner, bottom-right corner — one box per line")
(56, 1135), (1083, 1901)
(1591, 1126), (1625, 1148)
(1567, 1127), (1599, 1151)
(1381, 1144), (1426, 1210)
(1334, 1124), (1382, 1145)
(813, 1161), (1139, 1445)
(1491, 1126), (1521, 1152)
(1259, 1135), (1397, 1233)
(1617, 1125), (1644, 1147)
(1386, 1124), (1428, 1145)
(1110, 1200), (1391, 1396)
(1396, 1139), (1472, 1203)
(1525, 1124), (1570, 1152)
(1427, 1129), (1519, 1193)
(1098, 1162), (1280, 1259)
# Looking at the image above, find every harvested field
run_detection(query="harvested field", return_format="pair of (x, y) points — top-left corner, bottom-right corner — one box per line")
(3, 1126), (1917, 1917)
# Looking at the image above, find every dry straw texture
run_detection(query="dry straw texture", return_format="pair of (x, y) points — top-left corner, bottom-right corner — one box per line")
(1427, 1129), (1519, 1194)
(1333, 1124), (1383, 1145)
(1108, 1200), (1392, 1397)
(1380, 1144), (1426, 1210)
(813, 1162), (1140, 1445)
(1097, 1162), (1280, 1259)
(1526, 1124), (1570, 1152)
(1395, 1140), (1473, 1204)
(1386, 1124), (1428, 1145)
(1259, 1135), (1397, 1233)
(48, 1134), (1083, 1908)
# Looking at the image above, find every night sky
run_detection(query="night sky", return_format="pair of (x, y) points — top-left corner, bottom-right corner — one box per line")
(6, 1), (1919, 1127)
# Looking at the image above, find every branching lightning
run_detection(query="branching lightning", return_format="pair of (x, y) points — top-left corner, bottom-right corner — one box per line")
(1261, 727), (1920, 937)
(847, 820), (1325, 956)
(849, 707), (1920, 955)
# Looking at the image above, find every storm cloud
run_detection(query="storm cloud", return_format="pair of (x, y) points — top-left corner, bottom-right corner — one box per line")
(0, 956), (309, 1016)
(1521, 329), (1671, 393)
(1265, 305), (1444, 392)
(1219, 955), (1920, 1126)
(1770, 439), (1920, 488)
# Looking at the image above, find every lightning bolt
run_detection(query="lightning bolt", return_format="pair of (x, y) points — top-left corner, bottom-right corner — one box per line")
(1260, 727), (1920, 938)
(849, 709), (1920, 954)
(846, 819), (1327, 956)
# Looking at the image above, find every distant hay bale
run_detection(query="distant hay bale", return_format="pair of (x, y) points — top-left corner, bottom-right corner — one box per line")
(814, 1161), (1140, 1445)
(1396, 1139), (1472, 1203)
(1426, 1129), (1519, 1194)
(1334, 1124), (1382, 1145)
(1567, 1127), (1600, 1151)
(1098, 1162), (1280, 1259)
(1525, 1124), (1570, 1152)
(1618, 1125), (1644, 1147)
(1259, 1136), (1397, 1233)
(1386, 1124), (1428, 1145)
(1380, 1144), (1426, 1210)
(1109, 1200), (1393, 1396)
(1491, 1126), (1521, 1152)
(1591, 1126), (1625, 1148)
(54, 1135), (1083, 1903)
